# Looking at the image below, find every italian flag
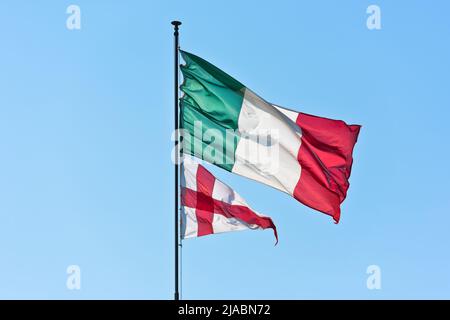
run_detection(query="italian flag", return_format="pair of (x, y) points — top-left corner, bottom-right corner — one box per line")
(180, 51), (360, 223)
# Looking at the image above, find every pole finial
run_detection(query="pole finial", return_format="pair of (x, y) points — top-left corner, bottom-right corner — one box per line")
(171, 21), (182, 29)
(171, 21), (181, 36)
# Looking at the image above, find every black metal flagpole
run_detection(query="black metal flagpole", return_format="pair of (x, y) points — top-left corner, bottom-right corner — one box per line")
(171, 20), (181, 301)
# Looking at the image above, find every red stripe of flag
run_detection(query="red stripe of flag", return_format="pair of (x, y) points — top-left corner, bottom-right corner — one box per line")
(294, 112), (361, 223)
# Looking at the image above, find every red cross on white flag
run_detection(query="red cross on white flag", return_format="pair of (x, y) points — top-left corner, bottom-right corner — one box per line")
(180, 157), (278, 244)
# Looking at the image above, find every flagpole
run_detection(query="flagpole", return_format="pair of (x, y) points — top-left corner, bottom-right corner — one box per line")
(171, 20), (181, 301)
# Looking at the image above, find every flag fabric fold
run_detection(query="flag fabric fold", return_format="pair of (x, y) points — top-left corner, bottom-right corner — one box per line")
(181, 157), (278, 243)
(180, 50), (360, 223)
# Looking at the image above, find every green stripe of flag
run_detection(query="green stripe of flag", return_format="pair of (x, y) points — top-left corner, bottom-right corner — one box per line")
(180, 50), (245, 171)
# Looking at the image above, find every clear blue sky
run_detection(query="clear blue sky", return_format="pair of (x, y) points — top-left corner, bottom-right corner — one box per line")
(1, 0), (449, 299)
